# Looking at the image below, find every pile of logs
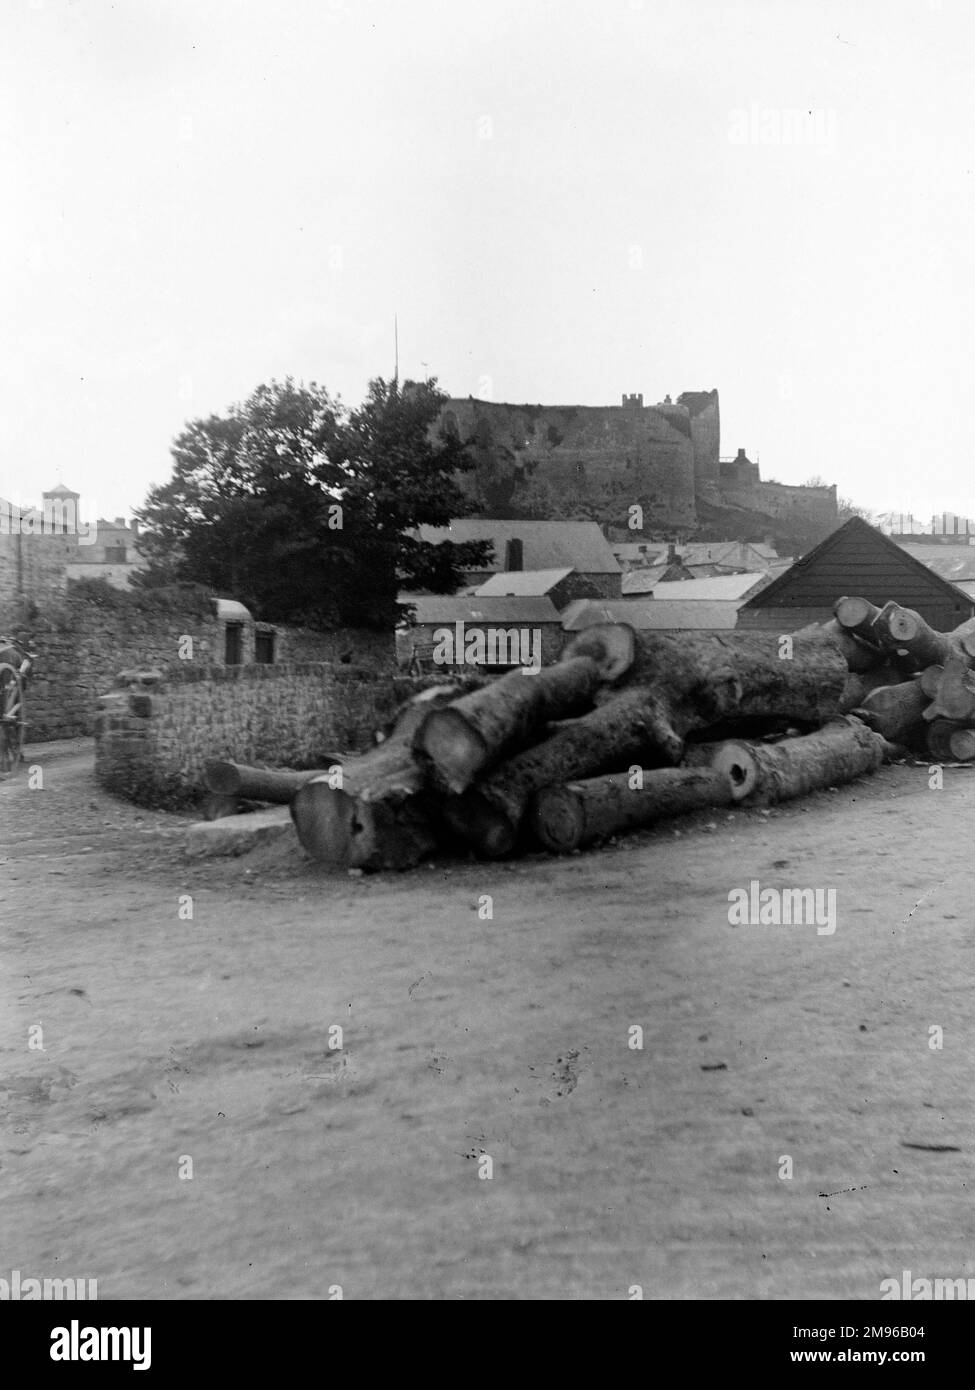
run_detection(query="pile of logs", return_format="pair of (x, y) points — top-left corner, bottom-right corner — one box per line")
(825, 598), (975, 759)
(197, 602), (967, 871)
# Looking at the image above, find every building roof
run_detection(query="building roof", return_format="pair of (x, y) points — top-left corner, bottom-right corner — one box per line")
(474, 567), (573, 596)
(621, 564), (682, 594)
(611, 542), (666, 567)
(622, 570), (770, 601)
(679, 540), (776, 569)
(401, 594), (561, 625)
(415, 519), (620, 574)
(895, 542), (975, 584)
(561, 598), (739, 632)
(740, 517), (975, 617)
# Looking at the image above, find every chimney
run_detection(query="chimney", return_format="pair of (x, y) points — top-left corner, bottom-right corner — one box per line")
(736, 447), (747, 461)
(114, 516), (126, 528)
(666, 541), (677, 565)
(131, 519), (140, 538)
(505, 537), (523, 572)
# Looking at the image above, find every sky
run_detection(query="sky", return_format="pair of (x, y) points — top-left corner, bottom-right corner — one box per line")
(3, 0), (974, 524)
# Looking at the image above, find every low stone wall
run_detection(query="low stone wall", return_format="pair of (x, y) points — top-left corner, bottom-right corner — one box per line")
(93, 661), (434, 809)
(12, 579), (394, 742)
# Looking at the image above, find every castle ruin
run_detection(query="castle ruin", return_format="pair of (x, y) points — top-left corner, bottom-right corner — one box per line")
(439, 389), (836, 552)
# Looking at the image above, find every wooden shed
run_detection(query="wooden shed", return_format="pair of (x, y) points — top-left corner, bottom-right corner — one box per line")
(737, 517), (975, 631)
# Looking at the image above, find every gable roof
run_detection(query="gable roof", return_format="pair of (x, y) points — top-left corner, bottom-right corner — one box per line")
(740, 516), (975, 615)
(415, 519), (620, 574)
(400, 594), (561, 625)
(561, 598), (739, 631)
(474, 567), (573, 596)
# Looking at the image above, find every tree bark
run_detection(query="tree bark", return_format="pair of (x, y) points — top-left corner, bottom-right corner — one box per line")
(413, 622), (635, 792)
(203, 760), (342, 802)
(530, 767), (737, 854)
(871, 602), (975, 669)
(920, 655), (975, 723)
(290, 685), (462, 870)
(925, 719), (962, 762)
(705, 717), (886, 804)
(445, 631), (849, 857)
(856, 679), (927, 742)
(791, 617), (885, 673)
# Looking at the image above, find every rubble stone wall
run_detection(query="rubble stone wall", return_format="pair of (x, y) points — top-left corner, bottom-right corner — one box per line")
(93, 663), (434, 809)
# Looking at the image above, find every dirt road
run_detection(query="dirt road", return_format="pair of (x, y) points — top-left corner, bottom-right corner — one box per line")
(2, 739), (974, 1300)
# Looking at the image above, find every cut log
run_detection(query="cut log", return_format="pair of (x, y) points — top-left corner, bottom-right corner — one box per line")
(871, 603), (975, 669)
(441, 686), (674, 858)
(838, 662), (910, 713)
(203, 760), (342, 802)
(925, 719), (961, 762)
(921, 655), (975, 723)
(834, 596), (884, 641)
(681, 738), (775, 800)
(919, 665), (944, 700)
(413, 623), (635, 793)
(201, 793), (242, 821)
(530, 767), (737, 854)
(290, 685), (462, 870)
(706, 717), (886, 805)
(791, 618), (885, 673)
(856, 679), (927, 742)
(445, 631), (849, 857)
(948, 727), (975, 761)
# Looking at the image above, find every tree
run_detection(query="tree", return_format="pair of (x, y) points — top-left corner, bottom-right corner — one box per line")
(134, 376), (491, 630)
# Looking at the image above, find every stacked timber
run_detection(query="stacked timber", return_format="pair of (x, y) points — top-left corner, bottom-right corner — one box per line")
(199, 599), (975, 871)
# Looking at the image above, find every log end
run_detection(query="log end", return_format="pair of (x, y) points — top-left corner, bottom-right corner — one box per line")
(834, 595), (876, 632)
(562, 621), (636, 683)
(529, 784), (587, 854)
(710, 742), (758, 801)
(413, 705), (491, 793)
(203, 759), (242, 796)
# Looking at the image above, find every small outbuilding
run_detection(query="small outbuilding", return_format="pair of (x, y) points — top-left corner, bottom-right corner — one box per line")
(737, 517), (975, 631)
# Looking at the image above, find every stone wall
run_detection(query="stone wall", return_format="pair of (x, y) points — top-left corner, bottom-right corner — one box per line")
(16, 579), (394, 743)
(93, 663), (438, 809)
(441, 397), (699, 533)
(0, 531), (72, 605)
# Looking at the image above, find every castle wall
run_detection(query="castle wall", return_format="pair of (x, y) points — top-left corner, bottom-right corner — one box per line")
(442, 398), (698, 534)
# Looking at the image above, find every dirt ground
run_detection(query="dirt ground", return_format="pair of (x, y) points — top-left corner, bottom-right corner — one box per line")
(2, 737), (975, 1301)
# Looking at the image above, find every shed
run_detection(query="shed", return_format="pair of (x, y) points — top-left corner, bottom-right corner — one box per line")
(738, 517), (975, 631)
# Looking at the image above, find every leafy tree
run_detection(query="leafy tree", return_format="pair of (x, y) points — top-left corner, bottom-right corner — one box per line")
(134, 376), (491, 629)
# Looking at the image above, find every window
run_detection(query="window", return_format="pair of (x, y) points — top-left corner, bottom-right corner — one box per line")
(224, 623), (244, 665)
(255, 629), (275, 664)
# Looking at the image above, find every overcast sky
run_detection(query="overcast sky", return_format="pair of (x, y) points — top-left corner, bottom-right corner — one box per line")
(3, 0), (973, 523)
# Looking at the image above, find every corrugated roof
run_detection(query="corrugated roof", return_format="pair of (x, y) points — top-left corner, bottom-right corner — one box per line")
(474, 567), (572, 596)
(561, 599), (738, 631)
(402, 595), (561, 625)
(415, 520), (620, 573)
